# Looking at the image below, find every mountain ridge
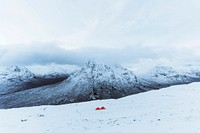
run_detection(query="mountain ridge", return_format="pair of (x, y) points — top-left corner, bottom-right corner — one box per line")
(1, 62), (200, 109)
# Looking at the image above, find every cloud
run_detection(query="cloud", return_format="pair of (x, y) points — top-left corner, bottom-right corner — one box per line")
(0, 43), (77, 66)
(1, 40), (200, 67)
(0, 42), (160, 66)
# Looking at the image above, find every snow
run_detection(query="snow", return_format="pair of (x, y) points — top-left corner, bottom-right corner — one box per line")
(0, 66), (35, 85)
(127, 63), (200, 76)
(0, 64), (81, 96)
(0, 66), (35, 95)
(136, 65), (200, 86)
(1, 82), (200, 133)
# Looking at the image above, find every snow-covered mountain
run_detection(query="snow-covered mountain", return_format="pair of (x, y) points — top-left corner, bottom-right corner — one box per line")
(0, 61), (160, 109)
(185, 65), (200, 80)
(58, 61), (161, 100)
(1, 82), (200, 133)
(1, 62), (200, 109)
(0, 66), (35, 95)
(139, 65), (200, 87)
(0, 66), (72, 95)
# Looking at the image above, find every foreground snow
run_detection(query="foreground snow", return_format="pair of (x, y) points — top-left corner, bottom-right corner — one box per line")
(1, 83), (200, 133)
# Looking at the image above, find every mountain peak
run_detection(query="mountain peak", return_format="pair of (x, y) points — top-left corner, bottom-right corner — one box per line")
(5, 66), (31, 73)
(0, 66), (34, 77)
(85, 60), (96, 68)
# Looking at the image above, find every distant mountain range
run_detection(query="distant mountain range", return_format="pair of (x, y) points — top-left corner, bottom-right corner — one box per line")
(0, 61), (200, 109)
(139, 65), (200, 86)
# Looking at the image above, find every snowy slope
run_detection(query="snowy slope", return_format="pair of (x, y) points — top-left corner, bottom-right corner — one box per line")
(1, 82), (200, 133)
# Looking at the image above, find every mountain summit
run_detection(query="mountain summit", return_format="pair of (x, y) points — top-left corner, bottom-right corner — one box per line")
(0, 66), (35, 95)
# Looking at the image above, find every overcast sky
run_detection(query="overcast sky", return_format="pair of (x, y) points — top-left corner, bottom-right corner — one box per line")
(0, 0), (200, 66)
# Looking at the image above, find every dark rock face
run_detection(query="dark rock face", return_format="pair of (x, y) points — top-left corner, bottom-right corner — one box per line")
(22, 74), (69, 92)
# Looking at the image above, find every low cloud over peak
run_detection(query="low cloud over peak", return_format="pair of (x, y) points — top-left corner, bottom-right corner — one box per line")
(0, 42), (157, 66)
(0, 41), (200, 67)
